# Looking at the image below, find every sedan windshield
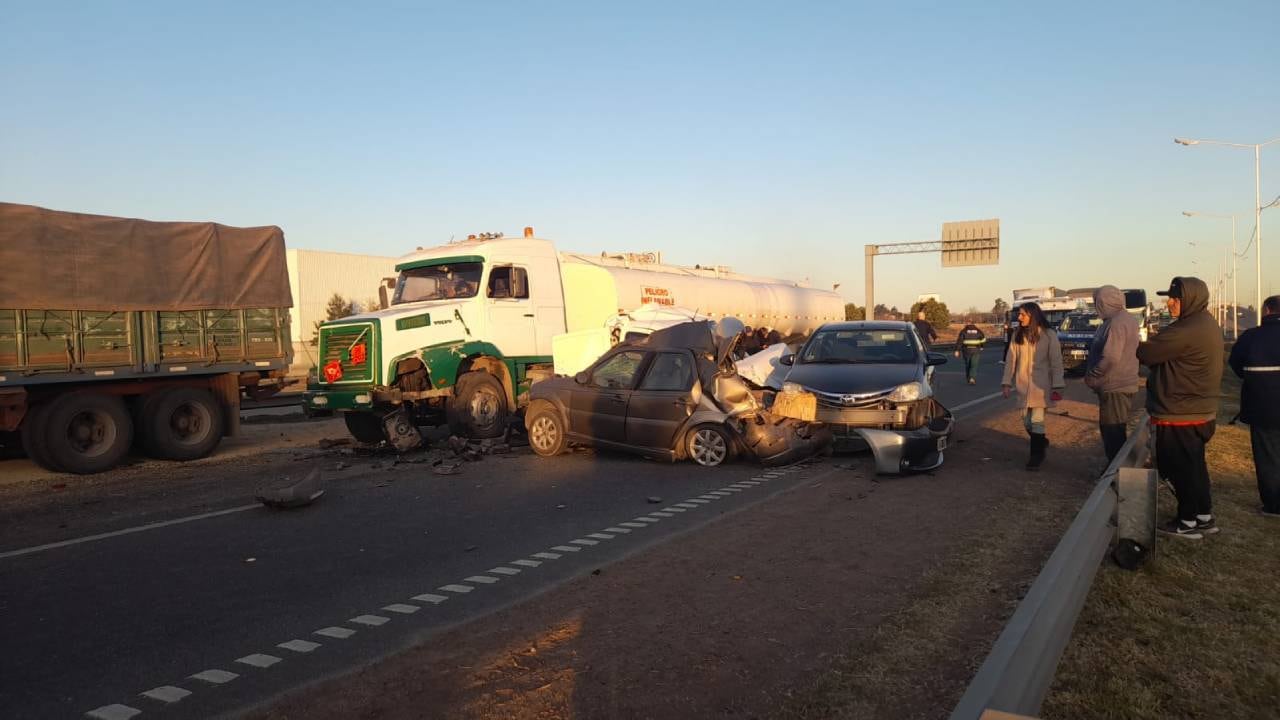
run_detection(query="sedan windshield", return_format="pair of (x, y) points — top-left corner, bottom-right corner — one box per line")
(1060, 315), (1101, 332)
(800, 329), (919, 364)
(393, 262), (484, 304)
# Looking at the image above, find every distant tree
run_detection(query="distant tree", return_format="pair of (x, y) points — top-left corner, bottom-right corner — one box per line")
(992, 298), (1010, 317)
(964, 306), (981, 323)
(873, 303), (891, 320)
(361, 297), (383, 313)
(844, 303), (865, 321)
(910, 299), (951, 330)
(310, 293), (357, 346)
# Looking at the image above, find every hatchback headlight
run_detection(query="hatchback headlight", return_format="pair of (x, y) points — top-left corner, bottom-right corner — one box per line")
(782, 381), (806, 394)
(888, 381), (925, 402)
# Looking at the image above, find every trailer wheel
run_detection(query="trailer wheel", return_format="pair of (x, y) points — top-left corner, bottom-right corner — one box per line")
(21, 403), (63, 472)
(343, 411), (387, 444)
(136, 388), (224, 461)
(448, 371), (508, 439)
(42, 393), (134, 474)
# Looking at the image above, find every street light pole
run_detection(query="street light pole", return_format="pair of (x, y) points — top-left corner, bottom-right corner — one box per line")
(1182, 210), (1239, 338)
(1174, 135), (1280, 327)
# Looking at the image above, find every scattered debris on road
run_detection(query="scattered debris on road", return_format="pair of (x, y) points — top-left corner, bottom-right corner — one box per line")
(256, 468), (325, 509)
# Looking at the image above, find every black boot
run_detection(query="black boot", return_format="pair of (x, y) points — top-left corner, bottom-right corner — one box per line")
(1027, 433), (1047, 471)
(1100, 424), (1127, 463)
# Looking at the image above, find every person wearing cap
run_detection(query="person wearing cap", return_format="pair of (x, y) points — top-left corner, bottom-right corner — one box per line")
(953, 322), (986, 385)
(1229, 294), (1280, 517)
(913, 311), (938, 351)
(1138, 277), (1223, 539)
(1085, 285), (1142, 463)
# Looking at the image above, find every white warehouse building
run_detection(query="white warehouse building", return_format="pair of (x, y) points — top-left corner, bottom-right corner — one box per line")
(286, 249), (399, 374)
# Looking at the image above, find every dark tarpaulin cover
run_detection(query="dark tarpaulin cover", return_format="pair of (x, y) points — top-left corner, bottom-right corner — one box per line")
(0, 202), (293, 311)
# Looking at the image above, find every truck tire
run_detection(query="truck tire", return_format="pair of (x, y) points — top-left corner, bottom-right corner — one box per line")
(21, 403), (63, 472)
(136, 387), (224, 461)
(526, 402), (567, 457)
(42, 392), (134, 474)
(448, 371), (508, 439)
(343, 411), (387, 444)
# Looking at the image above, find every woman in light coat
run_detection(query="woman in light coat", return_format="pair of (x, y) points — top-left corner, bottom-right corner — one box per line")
(1001, 302), (1066, 470)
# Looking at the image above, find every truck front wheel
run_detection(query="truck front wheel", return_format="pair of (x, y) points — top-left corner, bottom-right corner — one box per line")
(42, 393), (134, 474)
(343, 411), (388, 444)
(448, 371), (508, 439)
(136, 387), (225, 461)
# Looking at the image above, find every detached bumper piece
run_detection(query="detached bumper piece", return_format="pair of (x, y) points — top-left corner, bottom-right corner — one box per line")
(738, 413), (833, 467)
(831, 399), (954, 474)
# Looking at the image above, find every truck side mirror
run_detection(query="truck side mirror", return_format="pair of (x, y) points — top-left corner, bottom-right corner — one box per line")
(378, 285), (390, 310)
(780, 354), (795, 366)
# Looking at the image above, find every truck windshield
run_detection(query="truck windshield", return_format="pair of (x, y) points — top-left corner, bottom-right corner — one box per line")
(1060, 315), (1101, 332)
(800, 329), (919, 364)
(393, 262), (484, 304)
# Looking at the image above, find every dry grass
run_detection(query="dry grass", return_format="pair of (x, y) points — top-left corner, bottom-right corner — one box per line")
(1042, 373), (1280, 720)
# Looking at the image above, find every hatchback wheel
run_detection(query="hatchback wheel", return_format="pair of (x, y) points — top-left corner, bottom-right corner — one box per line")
(686, 424), (730, 467)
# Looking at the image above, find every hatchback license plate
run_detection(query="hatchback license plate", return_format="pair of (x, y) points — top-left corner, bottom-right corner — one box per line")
(1070, 350), (1087, 357)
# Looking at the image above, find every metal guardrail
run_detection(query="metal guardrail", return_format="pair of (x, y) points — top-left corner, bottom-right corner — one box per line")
(949, 411), (1156, 720)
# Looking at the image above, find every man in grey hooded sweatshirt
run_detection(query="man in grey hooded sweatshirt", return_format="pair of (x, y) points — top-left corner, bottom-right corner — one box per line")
(1085, 285), (1141, 463)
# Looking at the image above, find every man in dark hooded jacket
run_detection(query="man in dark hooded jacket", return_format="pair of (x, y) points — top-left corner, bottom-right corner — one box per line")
(1138, 276), (1223, 539)
(1229, 295), (1280, 517)
(1086, 285), (1141, 463)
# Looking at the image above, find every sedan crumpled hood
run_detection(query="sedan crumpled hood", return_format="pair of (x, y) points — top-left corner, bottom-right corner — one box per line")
(783, 362), (920, 395)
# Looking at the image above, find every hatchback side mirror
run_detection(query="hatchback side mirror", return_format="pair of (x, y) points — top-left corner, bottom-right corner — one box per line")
(780, 354), (795, 366)
(926, 352), (948, 367)
(574, 371), (589, 385)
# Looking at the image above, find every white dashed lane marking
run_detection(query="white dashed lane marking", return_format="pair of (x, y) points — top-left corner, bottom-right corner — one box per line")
(551, 545), (582, 552)
(278, 639), (321, 653)
(236, 653), (282, 668)
(603, 526), (632, 533)
(189, 669), (238, 684)
(650, 511), (675, 517)
(709, 490), (733, 496)
(721, 487), (743, 493)
(587, 533), (615, 540)
(440, 584), (474, 593)
(86, 703), (141, 720)
(570, 538), (599, 546)
(631, 517), (660, 523)
(532, 552), (562, 560)
(696, 495), (720, 500)
(686, 499), (712, 505)
(315, 626), (356, 639)
(140, 685), (190, 704)
(383, 603), (420, 614)
(464, 575), (499, 584)
(350, 614), (391, 626)
(620, 521), (649, 528)
(512, 559), (543, 567)
(488, 566), (521, 575)
(673, 503), (698, 509)
(412, 593), (449, 604)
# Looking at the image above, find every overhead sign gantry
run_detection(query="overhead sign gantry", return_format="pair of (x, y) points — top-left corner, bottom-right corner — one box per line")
(864, 219), (1000, 315)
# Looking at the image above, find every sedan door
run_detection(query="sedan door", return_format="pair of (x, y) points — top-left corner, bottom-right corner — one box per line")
(625, 350), (699, 451)
(569, 350), (646, 444)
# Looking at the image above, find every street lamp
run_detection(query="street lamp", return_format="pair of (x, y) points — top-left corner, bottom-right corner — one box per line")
(1182, 210), (1238, 338)
(1174, 135), (1280, 327)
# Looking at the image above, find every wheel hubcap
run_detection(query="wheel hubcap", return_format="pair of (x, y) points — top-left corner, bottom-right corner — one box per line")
(168, 402), (212, 445)
(691, 429), (726, 466)
(65, 410), (116, 458)
(470, 388), (501, 427)
(531, 416), (557, 450)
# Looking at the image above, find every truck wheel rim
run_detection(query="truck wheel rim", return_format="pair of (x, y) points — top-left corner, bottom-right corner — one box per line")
(530, 416), (558, 451)
(169, 402), (213, 446)
(65, 410), (117, 458)
(469, 387), (501, 427)
(691, 429), (726, 466)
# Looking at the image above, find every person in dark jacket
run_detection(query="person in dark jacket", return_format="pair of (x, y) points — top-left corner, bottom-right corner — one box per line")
(1138, 276), (1223, 539)
(913, 311), (938, 350)
(1085, 285), (1141, 463)
(1229, 295), (1280, 517)
(953, 323), (986, 385)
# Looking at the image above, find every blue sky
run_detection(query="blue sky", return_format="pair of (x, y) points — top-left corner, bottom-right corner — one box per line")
(2, 0), (1277, 313)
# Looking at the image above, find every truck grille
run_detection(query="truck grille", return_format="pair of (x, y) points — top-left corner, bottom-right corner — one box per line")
(319, 322), (375, 383)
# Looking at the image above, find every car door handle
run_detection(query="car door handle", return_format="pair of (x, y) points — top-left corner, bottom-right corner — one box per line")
(523, 313), (535, 317)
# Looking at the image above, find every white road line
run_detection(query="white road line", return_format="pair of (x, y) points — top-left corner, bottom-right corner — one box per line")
(412, 593), (450, 604)
(551, 545), (582, 552)
(190, 669), (239, 684)
(512, 559), (543, 567)
(673, 503), (698, 509)
(140, 685), (191, 703)
(532, 552), (561, 560)
(603, 526), (632, 533)
(738, 481), (761, 485)
(1, 504), (259, 561)
(686, 499), (711, 504)
(729, 482), (754, 488)
(440, 584), (474, 593)
(236, 653), (282, 668)
(314, 626), (356, 639)
(278, 639), (321, 653)
(86, 703), (142, 720)
(720, 487), (743, 493)
(662, 506), (688, 512)
(952, 391), (1005, 414)
(650, 511), (676, 517)
(464, 575), (499, 584)
(488, 566), (521, 575)
(631, 517), (660, 523)
(383, 603), (420, 614)
(350, 614), (391, 626)
(619, 521), (648, 528)
(587, 533), (615, 540)
(696, 495), (720, 500)
(570, 538), (599, 546)
(708, 490), (733, 496)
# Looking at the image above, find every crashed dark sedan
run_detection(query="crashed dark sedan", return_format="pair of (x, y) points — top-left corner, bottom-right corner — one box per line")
(779, 321), (953, 474)
(525, 319), (830, 467)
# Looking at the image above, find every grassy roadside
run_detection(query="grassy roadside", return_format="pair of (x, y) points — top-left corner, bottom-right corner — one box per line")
(1042, 374), (1280, 719)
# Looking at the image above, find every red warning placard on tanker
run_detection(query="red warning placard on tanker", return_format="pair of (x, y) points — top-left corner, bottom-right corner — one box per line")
(641, 286), (675, 306)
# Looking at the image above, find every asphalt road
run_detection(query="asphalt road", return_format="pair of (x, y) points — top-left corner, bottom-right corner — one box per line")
(0, 348), (1010, 720)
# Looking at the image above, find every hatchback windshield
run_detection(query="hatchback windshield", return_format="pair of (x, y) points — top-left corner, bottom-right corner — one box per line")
(800, 328), (919, 364)
(393, 262), (484, 304)
(1060, 315), (1102, 332)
